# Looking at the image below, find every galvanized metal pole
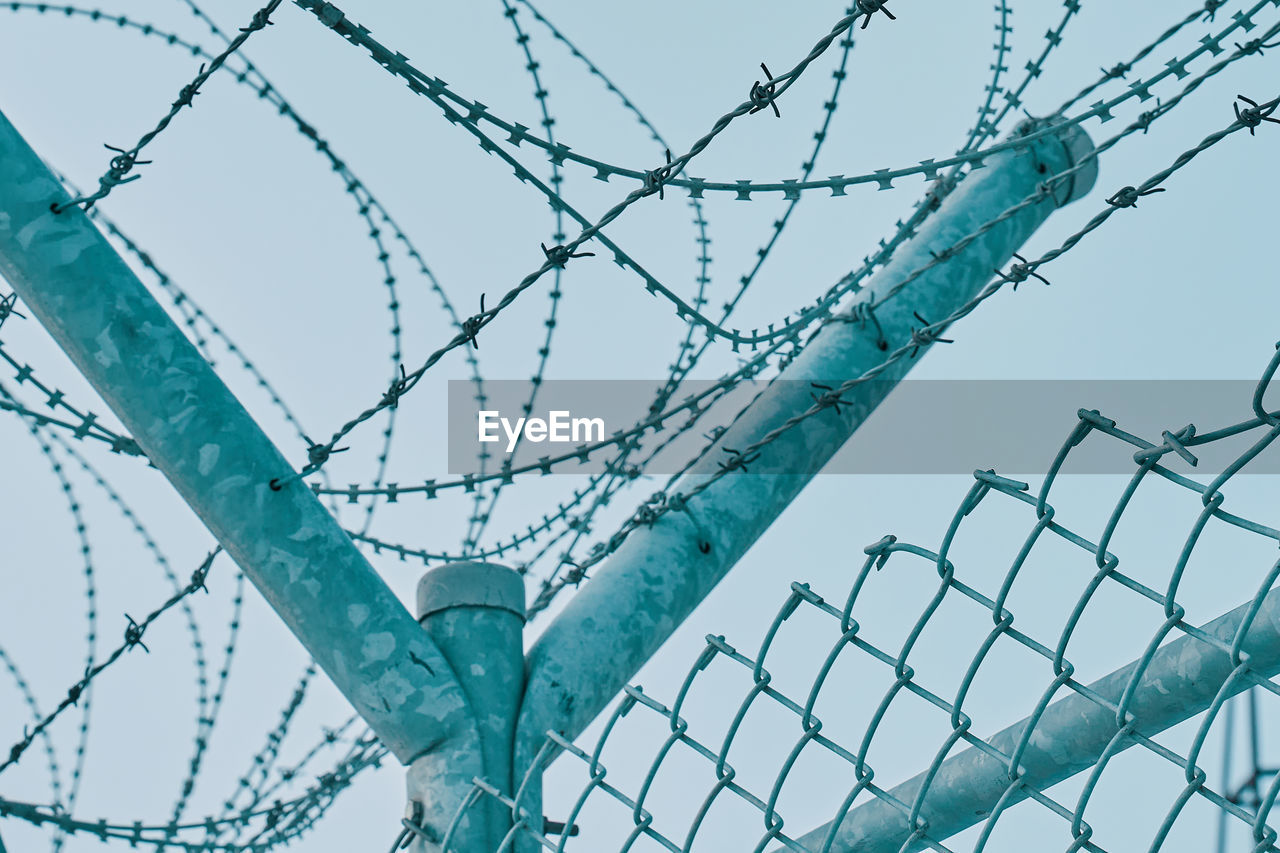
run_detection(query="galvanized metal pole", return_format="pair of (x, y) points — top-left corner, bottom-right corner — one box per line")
(515, 120), (1099, 805)
(794, 580), (1280, 853)
(411, 563), (525, 852)
(0, 109), (486, 837)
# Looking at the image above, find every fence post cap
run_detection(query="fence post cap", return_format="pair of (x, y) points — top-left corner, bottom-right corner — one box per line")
(417, 561), (525, 622)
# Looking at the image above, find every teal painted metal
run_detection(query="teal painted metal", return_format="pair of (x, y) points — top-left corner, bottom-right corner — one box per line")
(411, 563), (526, 853)
(514, 119), (1099, 806)
(0, 108), (487, 835)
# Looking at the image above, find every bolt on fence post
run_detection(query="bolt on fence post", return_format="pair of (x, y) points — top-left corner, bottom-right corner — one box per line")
(410, 562), (526, 852)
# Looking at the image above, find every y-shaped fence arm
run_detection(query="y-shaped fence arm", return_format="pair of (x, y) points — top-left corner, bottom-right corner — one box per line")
(0, 108), (485, 839)
(514, 118), (1099, 812)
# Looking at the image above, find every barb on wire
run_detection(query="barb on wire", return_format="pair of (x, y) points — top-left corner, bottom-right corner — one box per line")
(0, 548), (222, 776)
(461, 294), (486, 349)
(540, 243), (594, 270)
(51, 0), (282, 212)
(810, 383), (852, 415)
(379, 365), (413, 409)
(856, 0), (896, 28)
(907, 311), (954, 358)
(1236, 37), (1280, 54)
(994, 252), (1051, 290)
(1101, 62), (1131, 80)
(717, 447), (760, 473)
(0, 291), (24, 331)
(749, 63), (782, 117)
(1234, 94), (1280, 134)
(1107, 185), (1166, 207)
(642, 149), (675, 199)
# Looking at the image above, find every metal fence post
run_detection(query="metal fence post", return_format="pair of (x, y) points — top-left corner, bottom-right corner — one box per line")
(0, 107), (486, 829)
(411, 563), (526, 852)
(515, 120), (1099, 804)
(794, 577), (1280, 853)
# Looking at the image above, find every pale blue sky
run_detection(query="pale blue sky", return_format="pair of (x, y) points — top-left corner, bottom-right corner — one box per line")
(1, 1), (1279, 851)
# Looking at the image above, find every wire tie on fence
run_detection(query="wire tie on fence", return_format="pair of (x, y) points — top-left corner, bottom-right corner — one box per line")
(864, 534), (897, 569)
(1164, 425), (1198, 466)
(855, 0), (896, 28)
(643, 149), (674, 200)
(908, 311), (953, 357)
(1106, 185), (1165, 208)
(543, 819), (580, 837)
(995, 252), (1050, 291)
(749, 62), (781, 117)
(540, 242), (594, 269)
(1202, 0), (1227, 21)
(1234, 94), (1280, 136)
(123, 613), (150, 653)
(461, 293), (486, 349)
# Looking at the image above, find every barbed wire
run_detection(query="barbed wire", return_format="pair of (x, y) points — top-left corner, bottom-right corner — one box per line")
(3, 1), (1278, 850)
(36, 424), (244, 843)
(0, 730), (386, 852)
(0, 338), (144, 457)
(522, 44), (1280, 614)
(450, 0), (856, 576)
(316, 0), (1269, 207)
(460, 0), (576, 555)
(276, 0), (911, 486)
(283, 0), (1275, 497)
(51, 0), (282, 212)
(426, 8), (1280, 611)
(0, 546), (222, 777)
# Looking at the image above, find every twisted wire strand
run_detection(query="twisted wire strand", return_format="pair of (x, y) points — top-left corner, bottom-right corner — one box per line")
(0, 340), (143, 457)
(523, 38), (1280, 612)
(280, 0), (912, 484)
(328, 3), (1274, 608)
(313, 0), (1269, 207)
(464, 0), (854, 562)
(39, 426), (243, 840)
(0, 546), (222, 777)
(51, 0), (284, 212)
(461, 0), (572, 555)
